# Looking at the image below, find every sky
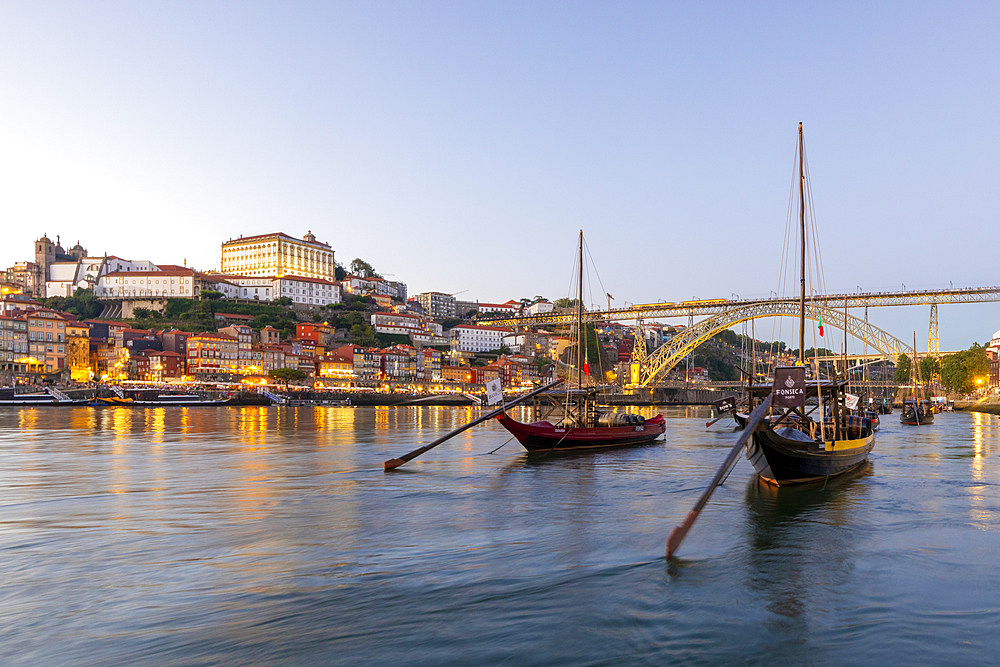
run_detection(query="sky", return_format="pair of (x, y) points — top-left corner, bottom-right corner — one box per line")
(1, 1), (998, 351)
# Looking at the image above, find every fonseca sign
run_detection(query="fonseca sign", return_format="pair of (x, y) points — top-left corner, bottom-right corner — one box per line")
(772, 366), (806, 409)
(713, 396), (736, 414)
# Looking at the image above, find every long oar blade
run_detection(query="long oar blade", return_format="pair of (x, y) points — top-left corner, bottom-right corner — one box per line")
(383, 379), (563, 470)
(666, 394), (773, 559)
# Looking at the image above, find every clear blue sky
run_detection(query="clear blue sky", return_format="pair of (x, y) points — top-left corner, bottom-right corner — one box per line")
(2, 2), (998, 350)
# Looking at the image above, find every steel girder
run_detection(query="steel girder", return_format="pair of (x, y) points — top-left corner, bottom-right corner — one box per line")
(637, 301), (911, 386)
(479, 286), (1000, 328)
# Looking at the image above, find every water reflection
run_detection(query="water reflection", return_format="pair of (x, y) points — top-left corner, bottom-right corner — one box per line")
(743, 464), (872, 625)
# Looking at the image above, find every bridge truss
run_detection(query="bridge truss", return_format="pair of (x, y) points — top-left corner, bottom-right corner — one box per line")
(480, 286), (1000, 328)
(477, 285), (1000, 387)
(636, 301), (912, 386)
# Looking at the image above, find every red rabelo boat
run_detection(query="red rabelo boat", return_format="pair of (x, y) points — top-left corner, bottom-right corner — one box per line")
(496, 231), (666, 453)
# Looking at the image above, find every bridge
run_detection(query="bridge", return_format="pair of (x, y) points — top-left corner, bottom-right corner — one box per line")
(479, 285), (1000, 387)
(479, 285), (1000, 327)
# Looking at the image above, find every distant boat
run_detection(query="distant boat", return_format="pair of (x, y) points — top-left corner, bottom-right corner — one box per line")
(496, 231), (665, 452)
(88, 390), (231, 407)
(900, 333), (934, 425)
(900, 399), (934, 425)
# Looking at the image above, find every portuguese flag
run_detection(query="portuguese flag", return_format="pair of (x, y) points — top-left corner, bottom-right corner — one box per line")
(818, 315), (825, 337)
(583, 346), (590, 375)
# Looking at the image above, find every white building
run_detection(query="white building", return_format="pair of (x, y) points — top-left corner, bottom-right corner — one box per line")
(207, 274), (276, 301)
(274, 275), (341, 306)
(96, 268), (197, 298)
(449, 324), (512, 353)
(478, 300), (520, 315)
(527, 301), (554, 316)
(220, 231), (335, 281)
(105, 256), (159, 273)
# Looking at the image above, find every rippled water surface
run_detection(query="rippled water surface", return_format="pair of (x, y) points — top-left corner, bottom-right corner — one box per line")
(2, 405), (1000, 664)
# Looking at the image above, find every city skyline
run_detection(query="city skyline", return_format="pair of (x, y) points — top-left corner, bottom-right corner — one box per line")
(2, 2), (999, 350)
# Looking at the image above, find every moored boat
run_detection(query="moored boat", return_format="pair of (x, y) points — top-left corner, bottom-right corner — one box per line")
(496, 231), (664, 453)
(900, 399), (934, 425)
(496, 411), (664, 452)
(745, 124), (875, 486)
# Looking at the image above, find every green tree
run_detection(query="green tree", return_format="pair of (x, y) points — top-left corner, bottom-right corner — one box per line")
(939, 343), (989, 393)
(894, 353), (912, 384)
(334, 262), (348, 281)
(201, 290), (223, 300)
(349, 258), (381, 278)
(268, 367), (307, 390)
(350, 323), (379, 347)
(919, 356), (940, 382)
(553, 298), (579, 309)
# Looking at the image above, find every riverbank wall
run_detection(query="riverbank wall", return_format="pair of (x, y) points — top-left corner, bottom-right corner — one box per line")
(954, 399), (1000, 415)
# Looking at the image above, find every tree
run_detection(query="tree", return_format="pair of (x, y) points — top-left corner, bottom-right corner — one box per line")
(268, 367), (307, 390)
(894, 354), (912, 384)
(919, 356), (940, 383)
(201, 290), (223, 300)
(939, 343), (990, 394)
(350, 323), (379, 347)
(553, 298), (579, 309)
(349, 258), (381, 278)
(334, 262), (348, 281)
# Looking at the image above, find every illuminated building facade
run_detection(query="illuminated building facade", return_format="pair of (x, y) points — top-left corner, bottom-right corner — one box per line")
(220, 231), (335, 281)
(187, 332), (239, 375)
(26, 308), (67, 373)
(0, 315), (29, 375)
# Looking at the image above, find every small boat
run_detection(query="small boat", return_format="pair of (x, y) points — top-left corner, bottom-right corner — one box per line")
(744, 124), (875, 486)
(497, 231), (665, 452)
(900, 399), (934, 425)
(88, 390), (231, 407)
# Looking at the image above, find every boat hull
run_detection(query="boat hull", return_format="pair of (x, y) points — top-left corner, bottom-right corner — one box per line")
(900, 412), (934, 425)
(746, 425), (874, 486)
(496, 413), (665, 453)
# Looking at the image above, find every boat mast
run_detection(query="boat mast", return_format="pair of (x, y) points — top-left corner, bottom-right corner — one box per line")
(798, 122), (806, 365)
(577, 229), (584, 390)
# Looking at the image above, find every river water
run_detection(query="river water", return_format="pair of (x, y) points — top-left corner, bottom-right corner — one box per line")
(2, 405), (999, 664)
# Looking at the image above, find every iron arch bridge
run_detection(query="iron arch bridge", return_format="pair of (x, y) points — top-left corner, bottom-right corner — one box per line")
(636, 301), (912, 387)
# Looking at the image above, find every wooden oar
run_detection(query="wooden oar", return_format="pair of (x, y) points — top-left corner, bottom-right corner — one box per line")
(704, 415), (725, 428)
(666, 394), (773, 558)
(383, 378), (564, 470)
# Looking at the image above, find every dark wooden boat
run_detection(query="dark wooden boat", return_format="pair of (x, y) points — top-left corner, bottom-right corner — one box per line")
(496, 231), (664, 453)
(900, 399), (934, 425)
(746, 381), (875, 486)
(744, 124), (874, 486)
